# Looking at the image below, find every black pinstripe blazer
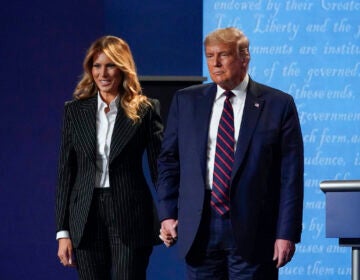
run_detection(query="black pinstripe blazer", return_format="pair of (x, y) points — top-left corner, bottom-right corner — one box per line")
(55, 95), (163, 248)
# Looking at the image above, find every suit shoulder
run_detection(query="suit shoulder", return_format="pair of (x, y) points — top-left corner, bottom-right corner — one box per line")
(137, 98), (161, 120)
(250, 80), (294, 102)
(138, 98), (159, 112)
(147, 97), (160, 108)
(64, 99), (76, 107)
(64, 95), (97, 109)
(62, 99), (77, 115)
(175, 83), (215, 97)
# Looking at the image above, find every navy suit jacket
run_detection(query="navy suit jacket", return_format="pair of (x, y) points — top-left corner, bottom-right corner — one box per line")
(157, 78), (304, 262)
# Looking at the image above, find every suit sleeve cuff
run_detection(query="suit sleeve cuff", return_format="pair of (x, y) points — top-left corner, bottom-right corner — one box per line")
(56, 230), (70, 240)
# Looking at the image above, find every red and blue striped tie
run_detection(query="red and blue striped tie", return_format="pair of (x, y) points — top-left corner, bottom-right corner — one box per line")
(211, 91), (235, 216)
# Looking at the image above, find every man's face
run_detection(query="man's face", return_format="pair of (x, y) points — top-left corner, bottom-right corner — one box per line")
(205, 43), (247, 90)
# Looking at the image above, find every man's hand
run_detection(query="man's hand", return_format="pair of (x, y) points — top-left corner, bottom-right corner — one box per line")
(273, 239), (295, 268)
(58, 238), (76, 267)
(159, 219), (178, 247)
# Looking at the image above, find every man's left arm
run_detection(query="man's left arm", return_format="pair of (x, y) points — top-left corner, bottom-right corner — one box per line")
(275, 96), (304, 266)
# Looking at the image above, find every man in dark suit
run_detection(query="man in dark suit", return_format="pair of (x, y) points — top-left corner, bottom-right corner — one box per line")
(157, 27), (304, 279)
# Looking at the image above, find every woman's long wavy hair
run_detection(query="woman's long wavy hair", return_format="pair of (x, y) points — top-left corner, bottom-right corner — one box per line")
(73, 35), (150, 123)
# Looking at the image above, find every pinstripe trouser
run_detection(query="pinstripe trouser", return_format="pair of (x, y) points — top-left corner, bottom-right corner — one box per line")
(74, 188), (152, 280)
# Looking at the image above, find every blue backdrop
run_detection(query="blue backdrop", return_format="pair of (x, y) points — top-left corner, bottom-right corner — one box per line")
(1, 0), (359, 279)
(204, 1), (360, 279)
(0, 1), (105, 279)
(0, 0), (200, 279)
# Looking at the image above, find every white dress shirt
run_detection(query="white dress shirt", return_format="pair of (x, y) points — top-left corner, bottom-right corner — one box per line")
(56, 93), (119, 240)
(206, 74), (248, 190)
(95, 93), (119, 188)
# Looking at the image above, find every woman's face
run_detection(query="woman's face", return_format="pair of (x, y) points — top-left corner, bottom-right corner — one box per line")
(92, 52), (122, 97)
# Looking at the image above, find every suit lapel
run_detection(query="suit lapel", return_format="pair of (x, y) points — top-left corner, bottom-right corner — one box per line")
(232, 80), (264, 179)
(109, 106), (141, 164)
(195, 84), (217, 179)
(74, 96), (97, 162)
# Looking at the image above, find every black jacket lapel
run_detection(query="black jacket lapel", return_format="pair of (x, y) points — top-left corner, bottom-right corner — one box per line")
(109, 106), (140, 164)
(73, 96), (97, 163)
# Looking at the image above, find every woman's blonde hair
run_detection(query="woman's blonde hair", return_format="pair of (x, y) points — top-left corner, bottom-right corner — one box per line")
(74, 35), (150, 123)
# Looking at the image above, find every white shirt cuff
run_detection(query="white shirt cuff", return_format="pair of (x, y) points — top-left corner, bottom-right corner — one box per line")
(56, 230), (70, 240)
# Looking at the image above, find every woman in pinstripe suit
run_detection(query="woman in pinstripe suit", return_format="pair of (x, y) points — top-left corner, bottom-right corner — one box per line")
(55, 36), (163, 279)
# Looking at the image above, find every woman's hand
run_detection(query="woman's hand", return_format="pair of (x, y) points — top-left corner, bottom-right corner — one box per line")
(58, 238), (76, 267)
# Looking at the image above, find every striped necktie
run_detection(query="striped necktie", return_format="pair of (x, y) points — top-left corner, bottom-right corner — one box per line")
(211, 91), (235, 216)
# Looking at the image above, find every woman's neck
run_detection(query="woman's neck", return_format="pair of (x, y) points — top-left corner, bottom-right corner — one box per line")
(99, 92), (118, 106)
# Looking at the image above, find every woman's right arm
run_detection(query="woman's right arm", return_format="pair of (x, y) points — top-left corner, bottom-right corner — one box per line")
(55, 102), (77, 265)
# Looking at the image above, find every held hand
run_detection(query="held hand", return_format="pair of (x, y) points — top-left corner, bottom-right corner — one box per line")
(159, 219), (178, 247)
(58, 238), (77, 267)
(273, 239), (295, 268)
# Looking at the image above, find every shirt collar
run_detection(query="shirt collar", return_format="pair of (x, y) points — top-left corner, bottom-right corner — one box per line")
(216, 74), (249, 100)
(97, 92), (120, 113)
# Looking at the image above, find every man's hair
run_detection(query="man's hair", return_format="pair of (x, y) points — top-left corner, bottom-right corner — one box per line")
(204, 27), (250, 60)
